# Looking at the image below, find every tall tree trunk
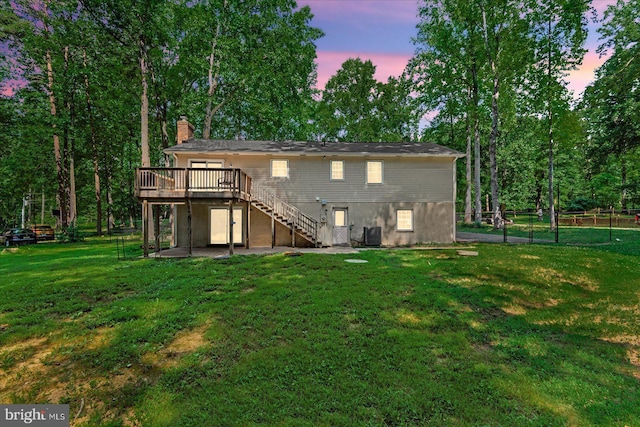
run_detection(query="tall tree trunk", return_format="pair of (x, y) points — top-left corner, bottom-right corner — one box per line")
(547, 119), (555, 228)
(203, 39), (219, 140)
(41, 189), (45, 224)
(547, 14), (556, 231)
(464, 87), (472, 224)
(620, 156), (627, 211)
(471, 60), (482, 224)
(139, 38), (154, 244)
(64, 46), (77, 227)
(482, 6), (501, 228)
(465, 115), (472, 224)
(140, 44), (150, 167)
(68, 144), (77, 226)
(46, 49), (68, 229)
(203, 0), (226, 139)
(84, 49), (102, 235)
(489, 73), (500, 228)
(149, 65), (171, 164)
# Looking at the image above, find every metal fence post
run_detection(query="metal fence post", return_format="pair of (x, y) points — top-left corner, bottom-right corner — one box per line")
(503, 212), (508, 243)
(529, 210), (533, 243)
(609, 209), (612, 242)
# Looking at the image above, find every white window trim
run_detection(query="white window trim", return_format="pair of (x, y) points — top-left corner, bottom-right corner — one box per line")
(366, 160), (384, 184)
(397, 209), (414, 231)
(330, 160), (345, 181)
(271, 159), (289, 178)
(189, 160), (224, 168)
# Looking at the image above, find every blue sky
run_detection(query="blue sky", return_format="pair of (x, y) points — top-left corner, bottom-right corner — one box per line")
(300, 0), (618, 98)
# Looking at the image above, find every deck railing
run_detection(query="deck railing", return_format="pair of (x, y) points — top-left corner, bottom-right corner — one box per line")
(136, 167), (317, 244)
(251, 184), (318, 244)
(136, 168), (251, 198)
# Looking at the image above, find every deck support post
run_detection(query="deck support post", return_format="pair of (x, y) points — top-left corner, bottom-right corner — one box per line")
(153, 204), (160, 253)
(246, 203), (251, 249)
(187, 198), (192, 257)
(142, 200), (149, 258)
(292, 222), (295, 248)
(228, 199), (234, 256)
(271, 209), (275, 248)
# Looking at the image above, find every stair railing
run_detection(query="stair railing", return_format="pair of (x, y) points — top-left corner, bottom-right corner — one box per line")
(251, 184), (318, 245)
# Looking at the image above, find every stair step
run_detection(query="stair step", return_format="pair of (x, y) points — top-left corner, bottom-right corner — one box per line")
(251, 191), (318, 245)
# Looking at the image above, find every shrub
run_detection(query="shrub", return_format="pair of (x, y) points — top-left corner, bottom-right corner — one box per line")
(565, 196), (598, 212)
(57, 226), (84, 243)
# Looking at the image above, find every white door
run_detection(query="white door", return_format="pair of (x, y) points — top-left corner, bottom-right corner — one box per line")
(332, 208), (349, 246)
(210, 208), (243, 244)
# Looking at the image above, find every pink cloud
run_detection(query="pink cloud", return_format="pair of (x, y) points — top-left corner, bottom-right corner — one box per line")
(0, 78), (26, 97)
(566, 48), (611, 97)
(315, 51), (412, 89)
(591, 0), (616, 16)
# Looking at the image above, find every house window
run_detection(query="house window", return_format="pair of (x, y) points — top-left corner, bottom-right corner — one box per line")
(189, 160), (224, 190)
(190, 160), (223, 168)
(271, 159), (289, 178)
(397, 209), (413, 231)
(366, 160), (383, 184)
(331, 160), (344, 181)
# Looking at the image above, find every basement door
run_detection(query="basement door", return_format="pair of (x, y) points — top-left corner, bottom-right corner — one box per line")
(210, 207), (243, 245)
(332, 208), (349, 246)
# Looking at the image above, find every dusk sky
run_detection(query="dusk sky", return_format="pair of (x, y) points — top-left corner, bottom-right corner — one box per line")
(300, 0), (618, 99)
(0, 1), (618, 99)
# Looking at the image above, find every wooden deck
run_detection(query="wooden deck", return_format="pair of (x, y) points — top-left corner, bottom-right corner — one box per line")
(135, 167), (320, 256)
(135, 168), (251, 202)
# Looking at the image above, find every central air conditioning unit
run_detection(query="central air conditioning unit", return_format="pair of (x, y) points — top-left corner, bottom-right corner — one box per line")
(363, 226), (382, 246)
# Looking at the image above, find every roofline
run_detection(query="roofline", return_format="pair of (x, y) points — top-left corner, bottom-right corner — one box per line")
(167, 149), (464, 159)
(165, 140), (465, 159)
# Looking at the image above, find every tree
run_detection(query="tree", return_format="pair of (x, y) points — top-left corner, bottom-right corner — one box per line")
(318, 58), (418, 142)
(526, 0), (588, 228)
(3, 0), (81, 229)
(175, 0), (323, 141)
(318, 58), (378, 142)
(410, 0), (487, 224)
(375, 76), (419, 141)
(582, 0), (640, 210)
(79, 0), (179, 242)
(480, 0), (533, 228)
(411, 0), (592, 224)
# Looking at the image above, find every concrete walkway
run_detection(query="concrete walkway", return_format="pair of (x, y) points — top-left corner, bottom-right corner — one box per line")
(149, 245), (361, 258)
(146, 232), (549, 259)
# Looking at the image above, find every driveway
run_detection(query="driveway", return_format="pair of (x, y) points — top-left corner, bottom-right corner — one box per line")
(456, 231), (551, 244)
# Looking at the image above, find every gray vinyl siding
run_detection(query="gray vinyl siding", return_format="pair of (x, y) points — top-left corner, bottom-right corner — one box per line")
(175, 154), (454, 203)
(173, 152), (457, 245)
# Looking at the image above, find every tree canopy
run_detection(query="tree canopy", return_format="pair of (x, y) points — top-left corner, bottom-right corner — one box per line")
(1, 0), (637, 230)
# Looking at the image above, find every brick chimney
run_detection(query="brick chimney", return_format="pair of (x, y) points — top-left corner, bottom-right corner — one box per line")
(176, 116), (194, 144)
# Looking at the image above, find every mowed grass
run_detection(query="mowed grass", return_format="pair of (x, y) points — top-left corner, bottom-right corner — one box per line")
(0, 237), (639, 426)
(460, 219), (640, 247)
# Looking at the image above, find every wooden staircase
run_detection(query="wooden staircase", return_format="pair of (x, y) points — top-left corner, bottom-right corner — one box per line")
(250, 184), (319, 247)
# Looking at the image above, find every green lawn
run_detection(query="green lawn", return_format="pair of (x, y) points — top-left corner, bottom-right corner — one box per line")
(459, 217), (640, 247)
(1, 236), (638, 426)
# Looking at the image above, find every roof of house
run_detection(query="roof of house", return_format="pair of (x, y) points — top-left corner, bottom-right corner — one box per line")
(165, 139), (465, 158)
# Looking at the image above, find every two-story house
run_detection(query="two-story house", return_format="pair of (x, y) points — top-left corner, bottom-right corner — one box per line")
(135, 118), (464, 256)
